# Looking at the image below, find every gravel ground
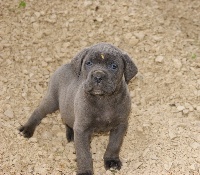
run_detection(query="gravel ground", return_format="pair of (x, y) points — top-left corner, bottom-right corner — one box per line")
(1, 0), (200, 174)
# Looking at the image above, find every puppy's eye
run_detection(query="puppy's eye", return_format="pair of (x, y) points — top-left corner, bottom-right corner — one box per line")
(110, 63), (118, 70)
(85, 61), (93, 66)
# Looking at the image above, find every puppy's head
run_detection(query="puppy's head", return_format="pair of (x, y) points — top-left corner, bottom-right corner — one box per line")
(71, 43), (138, 95)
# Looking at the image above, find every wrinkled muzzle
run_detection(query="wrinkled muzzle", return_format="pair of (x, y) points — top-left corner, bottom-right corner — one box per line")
(84, 70), (116, 95)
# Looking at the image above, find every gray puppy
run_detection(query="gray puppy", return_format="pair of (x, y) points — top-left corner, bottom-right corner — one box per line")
(19, 43), (138, 175)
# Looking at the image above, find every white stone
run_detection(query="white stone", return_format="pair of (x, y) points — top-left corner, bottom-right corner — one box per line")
(42, 131), (52, 139)
(136, 73), (143, 80)
(50, 14), (57, 19)
(36, 84), (43, 92)
(40, 11), (45, 15)
(190, 142), (200, 149)
(134, 32), (145, 40)
(35, 31), (43, 39)
(177, 106), (185, 111)
(96, 17), (103, 22)
(164, 162), (173, 171)
(183, 109), (189, 114)
(56, 132), (65, 138)
(188, 106), (194, 112)
(196, 106), (200, 111)
(173, 59), (182, 69)
(84, 1), (93, 6)
(185, 102), (191, 109)
(129, 36), (139, 46)
(168, 129), (177, 139)
(30, 17), (36, 23)
(124, 33), (132, 39)
(33, 23), (39, 30)
(137, 126), (144, 132)
(62, 42), (70, 49)
(52, 125), (60, 131)
(4, 109), (14, 118)
(133, 162), (143, 170)
(41, 61), (48, 67)
(142, 148), (150, 157)
(34, 12), (40, 18)
(155, 56), (164, 63)
(45, 57), (53, 63)
(124, 16), (130, 21)
(29, 137), (37, 143)
(189, 164), (196, 171)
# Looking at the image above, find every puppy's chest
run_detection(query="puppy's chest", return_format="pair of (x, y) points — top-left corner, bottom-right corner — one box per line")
(93, 108), (119, 131)
(96, 110), (114, 122)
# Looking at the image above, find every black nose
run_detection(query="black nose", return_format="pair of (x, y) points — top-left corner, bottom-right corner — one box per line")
(94, 76), (103, 83)
(93, 70), (105, 84)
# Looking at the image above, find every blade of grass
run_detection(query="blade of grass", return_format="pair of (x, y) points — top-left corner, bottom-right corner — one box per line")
(19, 1), (26, 8)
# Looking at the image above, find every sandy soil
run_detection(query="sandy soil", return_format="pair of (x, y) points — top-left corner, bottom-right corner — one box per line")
(1, 0), (200, 174)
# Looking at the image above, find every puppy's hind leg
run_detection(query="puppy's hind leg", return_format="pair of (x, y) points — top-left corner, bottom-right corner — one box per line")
(19, 79), (59, 138)
(65, 125), (74, 142)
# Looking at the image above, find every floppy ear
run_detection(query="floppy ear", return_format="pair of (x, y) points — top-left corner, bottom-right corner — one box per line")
(71, 48), (88, 77)
(122, 53), (138, 84)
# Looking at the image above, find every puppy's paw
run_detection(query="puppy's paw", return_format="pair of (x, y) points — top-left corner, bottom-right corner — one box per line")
(18, 125), (35, 138)
(104, 158), (122, 170)
(77, 171), (93, 175)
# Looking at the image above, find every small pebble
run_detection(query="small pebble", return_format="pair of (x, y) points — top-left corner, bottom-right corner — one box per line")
(164, 162), (173, 171)
(29, 138), (37, 143)
(34, 12), (41, 18)
(189, 164), (196, 171)
(173, 59), (182, 69)
(196, 106), (200, 111)
(129, 36), (139, 46)
(177, 106), (185, 112)
(168, 129), (177, 139)
(183, 109), (189, 114)
(190, 142), (200, 149)
(155, 56), (164, 63)
(4, 109), (14, 118)
(134, 32), (145, 40)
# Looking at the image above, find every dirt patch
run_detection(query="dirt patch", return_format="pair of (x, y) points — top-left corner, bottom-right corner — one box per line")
(0, 0), (200, 174)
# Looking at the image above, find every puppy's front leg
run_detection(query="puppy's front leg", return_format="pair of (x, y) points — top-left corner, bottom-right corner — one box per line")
(104, 123), (128, 170)
(74, 128), (93, 175)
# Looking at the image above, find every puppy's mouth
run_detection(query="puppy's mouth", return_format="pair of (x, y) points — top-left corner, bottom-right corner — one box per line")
(84, 82), (115, 96)
(89, 89), (104, 96)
